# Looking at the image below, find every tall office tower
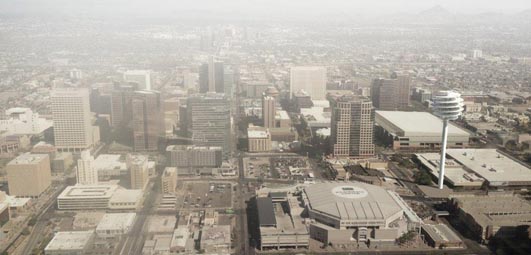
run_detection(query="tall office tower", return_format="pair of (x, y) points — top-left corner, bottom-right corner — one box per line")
(199, 57), (224, 93)
(213, 59), (224, 93)
(392, 72), (411, 110)
(7, 153), (51, 197)
(127, 154), (149, 190)
(76, 150), (98, 185)
(90, 87), (112, 115)
(330, 95), (375, 158)
(132, 90), (162, 152)
(123, 70), (151, 90)
(223, 67), (234, 98)
(110, 84), (136, 128)
(199, 63), (209, 93)
(186, 93), (231, 157)
(51, 88), (94, 152)
(371, 72), (411, 110)
(207, 56), (217, 92)
(289, 66), (327, 100)
(262, 94), (276, 128)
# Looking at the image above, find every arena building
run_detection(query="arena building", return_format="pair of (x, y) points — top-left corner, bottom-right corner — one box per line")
(302, 182), (420, 245)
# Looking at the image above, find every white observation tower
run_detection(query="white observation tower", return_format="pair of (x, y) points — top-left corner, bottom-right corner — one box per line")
(433, 91), (464, 189)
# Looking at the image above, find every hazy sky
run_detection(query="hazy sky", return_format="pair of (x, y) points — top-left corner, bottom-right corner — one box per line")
(1, 0), (530, 16)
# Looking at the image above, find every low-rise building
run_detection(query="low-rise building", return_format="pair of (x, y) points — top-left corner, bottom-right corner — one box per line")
(57, 184), (142, 210)
(108, 189), (143, 210)
(375, 111), (470, 151)
(422, 224), (464, 248)
(94, 213), (136, 253)
(257, 196), (309, 250)
(95, 213), (136, 238)
(200, 225), (231, 253)
(170, 227), (191, 253)
(93, 154), (127, 179)
(147, 215), (177, 234)
(416, 149), (531, 189)
(248, 127), (272, 152)
(161, 167), (177, 194)
(45, 231), (94, 255)
(449, 194), (531, 241)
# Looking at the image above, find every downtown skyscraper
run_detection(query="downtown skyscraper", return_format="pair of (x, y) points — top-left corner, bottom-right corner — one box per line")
(132, 90), (163, 152)
(371, 72), (411, 111)
(51, 88), (97, 152)
(330, 95), (375, 158)
(199, 56), (224, 93)
(184, 93), (231, 157)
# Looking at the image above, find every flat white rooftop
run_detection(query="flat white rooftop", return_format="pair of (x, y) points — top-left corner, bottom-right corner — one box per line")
(446, 149), (531, 185)
(147, 216), (177, 233)
(301, 107), (331, 126)
(58, 184), (118, 199)
(415, 153), (484, 187)
(109, 189), (143, 204)
(5, 196), (31, 208)
(171, 227), (189, 248)
(376, 111), (469, 137)
(93, 154), (125, 171)
(166, 145), (222, 151)
(96, 213), (136, 232)
(276, 110), (290, 120)
(45, 231), (93, 251)
(8, 153), (48, 165)
(248, 130), (270, 139)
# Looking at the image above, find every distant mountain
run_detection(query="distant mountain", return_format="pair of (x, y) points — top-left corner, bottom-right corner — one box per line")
(418, 5), (454, 17)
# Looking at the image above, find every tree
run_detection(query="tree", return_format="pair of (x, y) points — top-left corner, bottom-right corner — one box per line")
(524, 153), (531, 164)
(397, 230), (417, 245)
(22, 227), (30, 236)
(414, 170), (432, 185)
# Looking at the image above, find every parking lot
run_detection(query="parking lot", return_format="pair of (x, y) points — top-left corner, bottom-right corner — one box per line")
(180, 182), (233, 210)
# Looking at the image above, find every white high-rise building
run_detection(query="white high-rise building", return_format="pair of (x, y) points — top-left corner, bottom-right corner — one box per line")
(289, 66), (327, 100)
(127, 154), (149, 190)
(51, 88), (94, 152)
(262, 95), (276, 128)
(76, 150), (98, 185)
(472, 49), (483, 59)
(124, 70), (151, 90)
(69, 69), (83, 80)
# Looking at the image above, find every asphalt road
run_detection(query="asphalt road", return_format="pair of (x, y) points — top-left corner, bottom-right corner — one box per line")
(19, 184), (65, 255)
(120, 180), (158, 255)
